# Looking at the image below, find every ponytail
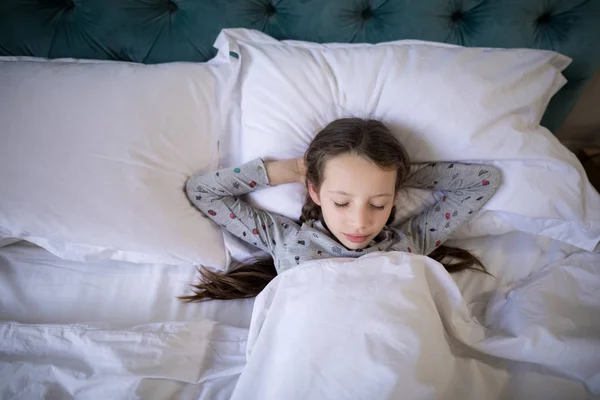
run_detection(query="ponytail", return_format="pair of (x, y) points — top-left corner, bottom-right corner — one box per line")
(429, 245), (489, 274)
(178, 258), (277, 302)
(299, 193), (321, 224)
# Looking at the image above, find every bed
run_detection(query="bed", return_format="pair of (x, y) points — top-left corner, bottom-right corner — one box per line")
(1, 1), (600, 399)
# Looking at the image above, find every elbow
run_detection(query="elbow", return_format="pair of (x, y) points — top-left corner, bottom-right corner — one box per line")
(478, 165), (502, 197)
(185, 176), (204, 206)
(488, 166), (502, 189)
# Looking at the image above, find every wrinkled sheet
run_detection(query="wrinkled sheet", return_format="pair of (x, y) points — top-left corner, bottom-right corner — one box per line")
(0, 242), (254, 399)
(0, 320), (247, 400)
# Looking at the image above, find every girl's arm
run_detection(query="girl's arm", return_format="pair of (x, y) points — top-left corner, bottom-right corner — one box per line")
(186, 158), (304, 254)
(390, 163), (501, 255)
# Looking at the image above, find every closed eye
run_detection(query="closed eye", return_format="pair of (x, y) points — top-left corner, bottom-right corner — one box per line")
(334, 202), (386, 211)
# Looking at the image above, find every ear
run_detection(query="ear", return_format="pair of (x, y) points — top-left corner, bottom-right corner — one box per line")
(308, 181), (321, 206)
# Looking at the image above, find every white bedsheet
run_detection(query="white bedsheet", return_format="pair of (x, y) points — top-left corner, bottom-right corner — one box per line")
(0, 320), (247, 400)
(0, 241), (253, 399)
(0, 242), (254, 328)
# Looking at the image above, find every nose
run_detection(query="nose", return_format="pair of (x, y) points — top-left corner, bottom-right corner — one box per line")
(350, 208), (370, 231)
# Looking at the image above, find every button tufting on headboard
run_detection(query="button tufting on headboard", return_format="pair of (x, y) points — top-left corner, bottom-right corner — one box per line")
(361, 7), (373, 20)
(537, 12), (552, 25)
(450, 10), (463, 23)
(265, 3), (277, 17)
(532, 6), (578, 49)
(166, 0), (178, 12)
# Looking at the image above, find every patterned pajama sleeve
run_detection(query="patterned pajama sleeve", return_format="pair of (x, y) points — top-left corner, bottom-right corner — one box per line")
(185, 158), (300, 255)
(391, 162), (501, 256)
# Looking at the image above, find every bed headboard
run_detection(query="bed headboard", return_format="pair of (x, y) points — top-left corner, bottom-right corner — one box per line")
(1, 0), (599, 133)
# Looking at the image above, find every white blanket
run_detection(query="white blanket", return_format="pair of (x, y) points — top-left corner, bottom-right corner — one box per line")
(232, 251), (600, 399)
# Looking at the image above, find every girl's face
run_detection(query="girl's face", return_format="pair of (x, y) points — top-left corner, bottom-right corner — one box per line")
(308, 153), (397, 250)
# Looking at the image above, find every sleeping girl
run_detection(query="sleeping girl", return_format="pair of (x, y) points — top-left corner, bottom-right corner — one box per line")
(180, 118), (500, 301)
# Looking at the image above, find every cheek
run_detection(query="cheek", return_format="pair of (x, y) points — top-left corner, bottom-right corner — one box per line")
(380, 211), (391, 225)
(370, 209), (390, 228)
(321, 204), (343, 225)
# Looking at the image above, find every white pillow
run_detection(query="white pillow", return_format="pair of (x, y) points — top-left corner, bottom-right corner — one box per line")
(0, 59), (229, 267)
(214, 29), (600, 252)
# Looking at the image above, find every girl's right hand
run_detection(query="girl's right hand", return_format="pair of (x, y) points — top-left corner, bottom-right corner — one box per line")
(265, 158), (307, 186)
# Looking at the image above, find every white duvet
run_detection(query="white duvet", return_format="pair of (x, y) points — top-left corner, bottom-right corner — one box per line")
(232, 252), (600, 400)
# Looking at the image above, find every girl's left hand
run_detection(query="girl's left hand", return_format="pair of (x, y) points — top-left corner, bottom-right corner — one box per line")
(295, 158), (307, 185)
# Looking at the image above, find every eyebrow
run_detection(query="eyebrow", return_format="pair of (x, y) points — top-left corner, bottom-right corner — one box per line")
(328, 190), (393, 198)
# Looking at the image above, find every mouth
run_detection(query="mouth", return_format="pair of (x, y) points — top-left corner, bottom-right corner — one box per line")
(343, 233), (370, 243)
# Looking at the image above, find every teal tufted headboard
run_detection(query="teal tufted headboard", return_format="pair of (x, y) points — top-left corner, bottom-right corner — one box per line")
(1, 0), (599, 132)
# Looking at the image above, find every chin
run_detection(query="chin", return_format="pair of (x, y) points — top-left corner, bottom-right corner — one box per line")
(350, 245), (368, 251)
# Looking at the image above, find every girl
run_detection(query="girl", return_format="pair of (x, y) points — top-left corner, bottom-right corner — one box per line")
(181, 118), (500, 301)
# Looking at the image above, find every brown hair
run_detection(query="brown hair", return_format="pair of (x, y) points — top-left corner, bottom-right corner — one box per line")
(179, 118), (487, 302)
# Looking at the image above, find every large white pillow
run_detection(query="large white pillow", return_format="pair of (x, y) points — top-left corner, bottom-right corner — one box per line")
(0, 58), (229, 267)
(214, 29), (600, 252)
